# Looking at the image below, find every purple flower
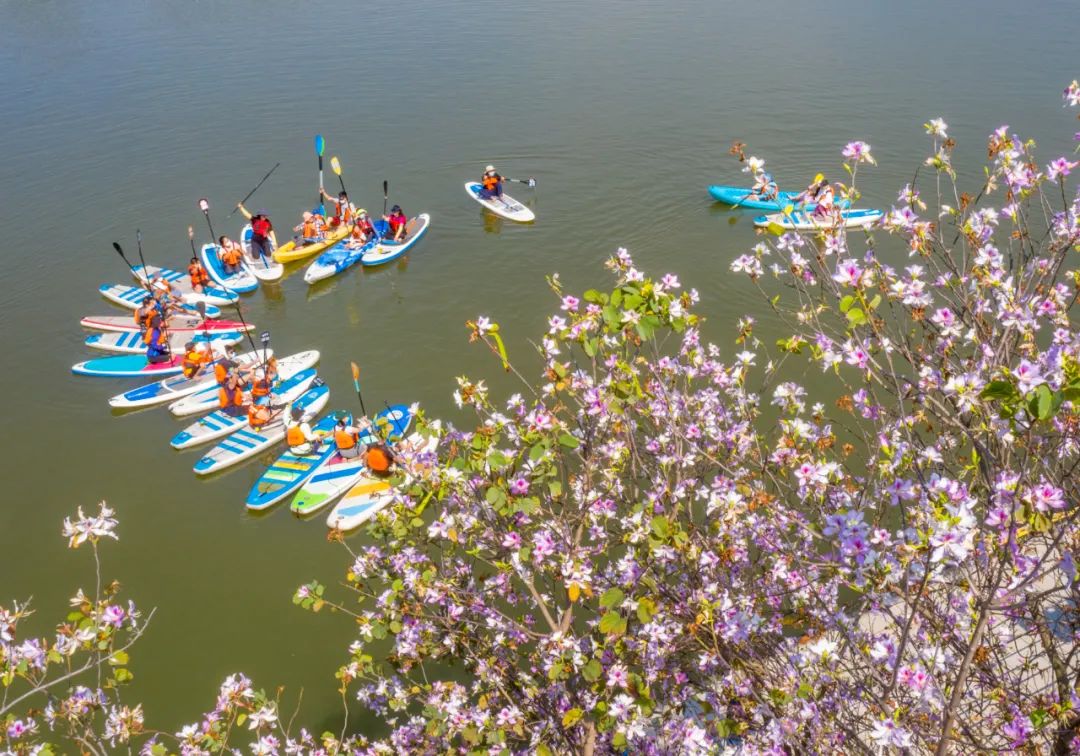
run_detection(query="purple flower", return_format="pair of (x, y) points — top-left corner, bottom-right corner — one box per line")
(1002, 711), (1031, 748)
(842, 141), (876, 164)
(509, 478), (530, 496)
(102, 604), (126, 627)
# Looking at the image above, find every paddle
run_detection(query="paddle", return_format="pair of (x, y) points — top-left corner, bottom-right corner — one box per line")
(331, 156), (348, 195)
(227, 163), (280, 219)
(350, 361), (367, 416)
(198, 198), (218, 246)
(135, 228), (150, 281)
(382, 180), (389, 217)
(503, 176), (537, 188)
(111, 242), (151, 292)
(315, 135), (326, 216)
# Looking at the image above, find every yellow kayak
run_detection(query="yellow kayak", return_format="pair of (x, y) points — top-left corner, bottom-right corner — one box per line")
(273, 220), (353, 264)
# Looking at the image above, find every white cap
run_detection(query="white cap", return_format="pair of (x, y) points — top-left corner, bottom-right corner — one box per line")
(485, 165), (495, 173)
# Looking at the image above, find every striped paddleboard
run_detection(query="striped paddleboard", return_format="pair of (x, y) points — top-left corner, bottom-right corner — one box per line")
(107, 349), (267, 409)
(131, 264), (239, 305)
(170, 368), (317, 449)
(80, 314), (252, 334)
(86, 330), (242, 354)
(245, 412), (348, 510)
(99, 283), (223, 317)
(193, 384), (329, 476)
(290, 404), (412, 516)
(167, 349), (320, 418)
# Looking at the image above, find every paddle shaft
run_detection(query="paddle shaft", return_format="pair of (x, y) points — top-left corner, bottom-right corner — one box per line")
(382, 180), (388, 217)
(201, 209), (218, 247)
(111, 243), (151, 293)
(227, 162), (280, 218)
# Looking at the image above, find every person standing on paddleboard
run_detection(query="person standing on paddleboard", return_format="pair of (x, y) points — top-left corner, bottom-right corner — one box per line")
(237, 204), (276, 263)
(479, 165), (506, 202)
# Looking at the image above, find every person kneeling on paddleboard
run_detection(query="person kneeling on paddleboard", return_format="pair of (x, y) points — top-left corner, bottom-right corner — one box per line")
(384, 205), (408, 242)
(333, 413), (362, 459)
(294, 211), (326, 245)
(479, 165), (510, 202)
(320, 189), (354, 227)
(144, 315), (172, 364)
(188, 257), (211, 293)
(286, 407), (323, 455)
(237, 204), (276, 262)
(181, 341), (211, 379)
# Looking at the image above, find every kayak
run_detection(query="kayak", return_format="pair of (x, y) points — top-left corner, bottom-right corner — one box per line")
(753, 208), (884, 230)
(245, 411), (348, 511)
(99, 284), (223, 318)
(240, 225), (284, 282)
(193, 384), (330, 476)
(130, 264), (239, 305)
(302, 234), (380, 284)
(290, 404), (413, 516)
(273, 219), (353, 264)
(80, 314), (252, 334)
(200, 243), (259, 293)
(86, 329), (243, 354)
(107, 349), (267, 409)
(326, 432), (437, 531)
(464, 182), (534, 222)
(168, 349), (321, 417)
(73, 353), (186, 378)
(360, 215), (431, 267)
(707, 185), (851, 211)
(170, 368), (318, 450)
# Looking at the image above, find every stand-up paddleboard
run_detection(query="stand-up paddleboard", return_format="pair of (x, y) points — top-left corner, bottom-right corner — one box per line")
(245, 411), (347, 511)
(99, 284), (223, 318)
(360, 215), (431, 267)
(707, 185), (852, 211)
(130, 264), (239, 305)
(80, 314), (251, 334)
(108, 349), (268, 409)
(290, 404), (412, 516)
(73, 353), (186, 378)
(302, 234), (379, 284)
(86, 329), (242, 354)
(753, 208), (883, 231)
(240, 225), (284, 282)
(464, 182), (534, 222)
(193, 384), (330, 477)
(167, 349), (321, 418)
(325, 432), (437, 531)
(200, 243), (259, 293)
(273, 216), (353, 264)
(170, 368), (318, 450)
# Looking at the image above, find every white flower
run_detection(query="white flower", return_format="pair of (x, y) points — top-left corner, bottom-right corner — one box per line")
(925, 118), (948, 138)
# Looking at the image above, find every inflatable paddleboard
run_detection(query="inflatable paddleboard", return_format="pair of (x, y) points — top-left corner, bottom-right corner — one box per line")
(707, 185), (852, 211)
(245, 411), (347, 511)
(107, 349), (267, 409)
(167, 349), (320, 418)
(80, 314), (252, 334)
(86, 330), (242, 355)
(130, 264), (239, 305)
(99, 284), (223, 318)
(200, 243), (259, 293)
(360, 215), (430, 267)
(753, 208), (883, 230)
(73, 353), (186, 378)
(464, 182), (534, 222)
(240, 225), (284, 282)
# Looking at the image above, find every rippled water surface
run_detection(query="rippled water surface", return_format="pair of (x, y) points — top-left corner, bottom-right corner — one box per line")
(0, 0), (1076, 729)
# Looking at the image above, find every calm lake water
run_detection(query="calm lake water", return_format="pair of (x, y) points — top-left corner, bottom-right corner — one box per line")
(1, 0), (1077, 732)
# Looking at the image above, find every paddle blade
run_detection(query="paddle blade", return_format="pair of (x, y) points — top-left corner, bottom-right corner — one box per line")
(382, 180), (388, 197)
(187, 226), (194, 239)
(315, 134), (325, 156)
(527, 178), (537, 188)
(198, 198), (210, 213)
(331, 156), (342, 175)
(112, 242), (123, 254)
(351, 361), (360, 381)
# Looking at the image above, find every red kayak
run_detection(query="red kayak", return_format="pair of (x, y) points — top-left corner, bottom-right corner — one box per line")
(79, 314), (253, 334)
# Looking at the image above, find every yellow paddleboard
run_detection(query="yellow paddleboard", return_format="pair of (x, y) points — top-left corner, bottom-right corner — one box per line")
(273, 220), (353, 264)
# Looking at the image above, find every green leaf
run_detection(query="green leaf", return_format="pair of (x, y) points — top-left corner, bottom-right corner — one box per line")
(581, 659), (603, 682)
(650, 516), (670, 540)
(600, 587), (624, 609)
(109, 651), (129, 666)
(536, 745), (554, 756)
(845, 307), (867, 326)
(529, 442), (547, 462)
(236, 713), (247, 727)
(583, 338), (597, 357)
(766, 222), (786, 236)
(839, 295), (855, 313)
(548, 480), (563, 498)
(599, 612), (627, 635)
(868, 293), (882, 310)
(562, 708), (584, 728)
(636, 597), (656, 624)
(980, 380), (1018, 401)
(1028, 384), (1057, 421)
(558, 432), (580, 449)
(583, 289), (607, 305)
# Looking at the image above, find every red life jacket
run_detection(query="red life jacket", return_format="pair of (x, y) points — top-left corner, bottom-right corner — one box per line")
(251, 217), (272, 239)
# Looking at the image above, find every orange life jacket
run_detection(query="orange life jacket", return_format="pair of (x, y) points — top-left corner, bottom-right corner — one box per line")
(188, 262), (210, 287)
(218, 381), (244, 409)
(135, 307), (155, 329)
(334, 428), (357, 450)
(250, 376), (272, 398)
(302, 217), (319, 238)
(214, 363), (229, 384)
(182, 349), (207, 379)
(221, 245), (243, 266)
(336, 200), (352, 223)
(366, 445), (391, 473)
(248, 403), (270, 428)
(286, 424), (306, 447)
(144, 327), (166, 347)
(482, 174), (500, 190)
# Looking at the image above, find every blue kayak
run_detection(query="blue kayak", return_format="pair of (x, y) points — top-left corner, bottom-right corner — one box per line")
(708, 185), (850, 211)
(302, 233), (381, 285)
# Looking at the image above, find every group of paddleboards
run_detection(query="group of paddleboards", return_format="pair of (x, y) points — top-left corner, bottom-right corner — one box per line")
(707, 173), (883, 230)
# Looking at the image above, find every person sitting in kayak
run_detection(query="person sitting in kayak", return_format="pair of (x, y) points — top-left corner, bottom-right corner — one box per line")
(478, 165), (505, 201)
(144, 315), (172, 364)
(181, 341), (211, 379)
(750, 172), (779, 201)
(333, 414), (362, 459)
(320, 189), (354, 227)
(218, 236), (245, 275)
(188, 257), (211, 293)
(237, 204), (275, 263)
(294, 211), (326, 245)
(384, 205), (408, 242)
(286, 407), (323, 455)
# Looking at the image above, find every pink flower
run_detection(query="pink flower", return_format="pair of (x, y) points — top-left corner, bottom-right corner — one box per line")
(509, 478), (530, 496)
(842, 141), (876, 164)
(561, 295), (580, 312)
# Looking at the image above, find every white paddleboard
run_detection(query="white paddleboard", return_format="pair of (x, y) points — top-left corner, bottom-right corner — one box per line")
(464, 182), (535, 222)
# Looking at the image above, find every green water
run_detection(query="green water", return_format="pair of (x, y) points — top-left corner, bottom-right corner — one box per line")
(1, 0), (1077, 732)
